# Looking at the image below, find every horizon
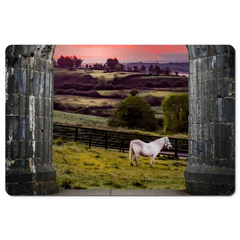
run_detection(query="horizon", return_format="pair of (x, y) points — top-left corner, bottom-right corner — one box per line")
(54, 45), (188, 64)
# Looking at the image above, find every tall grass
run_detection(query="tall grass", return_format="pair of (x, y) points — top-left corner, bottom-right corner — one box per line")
(52, 142), (187, 190)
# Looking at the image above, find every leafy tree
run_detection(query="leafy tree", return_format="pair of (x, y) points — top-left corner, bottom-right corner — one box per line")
(133, 66), (139, 72)
(57, 55), (65, 68)
(162, 93), (188, 134)
(73, 55), (83, 68)
(148, 64), (154, 74)
(106, 58), (119, 70)
(108, 95), (158, 131)
(64, 56), (74, 70)
(105, 65), (111, 72)
(154, 65), (161, 75)
(115, 64), (124, 71)
(130, 89), (139, 96)
(140, 65), (146, 72)
(164, 67), (171, 76)
(98, 76), (106, 86)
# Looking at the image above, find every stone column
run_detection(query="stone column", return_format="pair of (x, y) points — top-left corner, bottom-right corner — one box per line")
(185, 45), (235, 195)
(6, 45), (59, 195)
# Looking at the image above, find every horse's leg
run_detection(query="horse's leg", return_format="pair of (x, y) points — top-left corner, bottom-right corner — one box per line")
(135, 153), (140, 166)
(151, 155), (156, 167)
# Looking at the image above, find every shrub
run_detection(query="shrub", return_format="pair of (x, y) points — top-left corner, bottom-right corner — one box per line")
(54, 101), (67, 111)
(53, 137), (63, 146)
(143, 95), (164, 106)
(162, 93), (188, 134)
(108, 95), (158, 131)
(173, 81), (184, 87)
(98, 76), (106, 85)
(161, 80), (171, 88)
(130, 89), (139, 96)
(144, 81), (154, 88)
(83, 107), (91, 114)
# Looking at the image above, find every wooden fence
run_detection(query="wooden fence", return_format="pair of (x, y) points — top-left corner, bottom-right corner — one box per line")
(53, 123), (188, 158)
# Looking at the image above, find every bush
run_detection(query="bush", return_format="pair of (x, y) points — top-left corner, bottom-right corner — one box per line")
(143, 95), (164, 106)
(108, 95), (158, 131)
(173, 81), (184, 87)
(161, 80), (171, 88)
(54, 101), (67, 111)
(53, 137), (63, 146)
(130, 89), (139, 96)
(162, 93), (188, 134)
(144, 81), (154, 88)
(98, 76), (106, 85)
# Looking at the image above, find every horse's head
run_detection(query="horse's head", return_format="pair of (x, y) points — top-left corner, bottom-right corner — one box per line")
(164, 137), (172, 150)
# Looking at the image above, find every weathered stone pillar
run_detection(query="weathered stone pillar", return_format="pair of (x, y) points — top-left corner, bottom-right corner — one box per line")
(6, 45), (59, 195)
(185, 45), (235, 195)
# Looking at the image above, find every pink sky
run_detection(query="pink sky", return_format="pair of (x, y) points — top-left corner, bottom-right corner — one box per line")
(54, 45), (188, 64)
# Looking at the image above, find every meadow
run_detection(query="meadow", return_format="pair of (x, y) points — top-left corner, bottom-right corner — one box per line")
(52, 141), (187, 190)
(54, 68), (144, 81)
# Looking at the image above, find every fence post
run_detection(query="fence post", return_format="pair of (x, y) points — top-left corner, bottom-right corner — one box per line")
(175, 139), (178, 158)
(75, 127), (78, 142)
(105, 131), (108, 149)
(120, 138), (125, 152)
(89, 133), (91, 149)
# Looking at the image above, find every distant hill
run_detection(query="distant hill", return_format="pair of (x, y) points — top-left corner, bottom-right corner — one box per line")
(123, 62), (189, 75)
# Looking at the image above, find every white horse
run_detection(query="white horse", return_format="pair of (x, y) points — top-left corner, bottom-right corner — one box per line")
(129, 137), (172, 167)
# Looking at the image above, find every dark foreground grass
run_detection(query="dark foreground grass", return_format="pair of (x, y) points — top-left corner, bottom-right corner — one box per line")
(52, 141), (187, 190)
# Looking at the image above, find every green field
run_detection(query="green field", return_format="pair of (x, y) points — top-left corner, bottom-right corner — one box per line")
(54, 68), (143, 81)
(53, 110), (109, 127)
(52, 141), (187, 190)
(97, 89), (187, 98)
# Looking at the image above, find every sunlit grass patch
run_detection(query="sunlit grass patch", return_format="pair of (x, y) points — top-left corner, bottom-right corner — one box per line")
(52, 142), (187, 190)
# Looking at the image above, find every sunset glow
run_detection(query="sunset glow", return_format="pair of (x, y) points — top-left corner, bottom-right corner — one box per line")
(54, 45), (188, 64)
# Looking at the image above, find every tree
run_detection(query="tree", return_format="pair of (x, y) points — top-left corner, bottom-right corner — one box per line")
(105, 65), (111, 72)
(154, 65), (161, 75)
(115, 64), (124, 71)
(148, 64), (154, 74)
(57, 55), (65, 68)
(162, 93), (188, 134)
(164, 67), (171, 76)
(106, 58), (119, 70)
(108, 95), (158, 131)
(64, 56), (74, 70)
(133, 66), (139, 72)
(140, 65), (146, 72)
(73, 55), (83, 68)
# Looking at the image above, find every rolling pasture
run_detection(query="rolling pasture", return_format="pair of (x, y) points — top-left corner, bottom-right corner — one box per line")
(52, 141), (187, 190)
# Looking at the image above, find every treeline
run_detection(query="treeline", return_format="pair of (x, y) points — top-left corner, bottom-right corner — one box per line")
(54, 55), (83, 69)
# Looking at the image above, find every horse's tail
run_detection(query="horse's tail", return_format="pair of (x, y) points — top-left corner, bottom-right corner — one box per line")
(129, 141), (133, 163)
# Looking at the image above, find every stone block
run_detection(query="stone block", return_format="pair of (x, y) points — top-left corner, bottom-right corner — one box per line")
(10, 140), (19, 159)
(200, 45), (209, 58)
(19, 96), (26, 115)
(19, 70), (27, 96)
(19, 141), (26, 159)
(39, 72), (45, 96)
(19, 116), (27, 140)
(49, 72), (53, 98)
(215, 98), (235, 123)
(216, 54), (224, 69)
(33, 71), (40, 96)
